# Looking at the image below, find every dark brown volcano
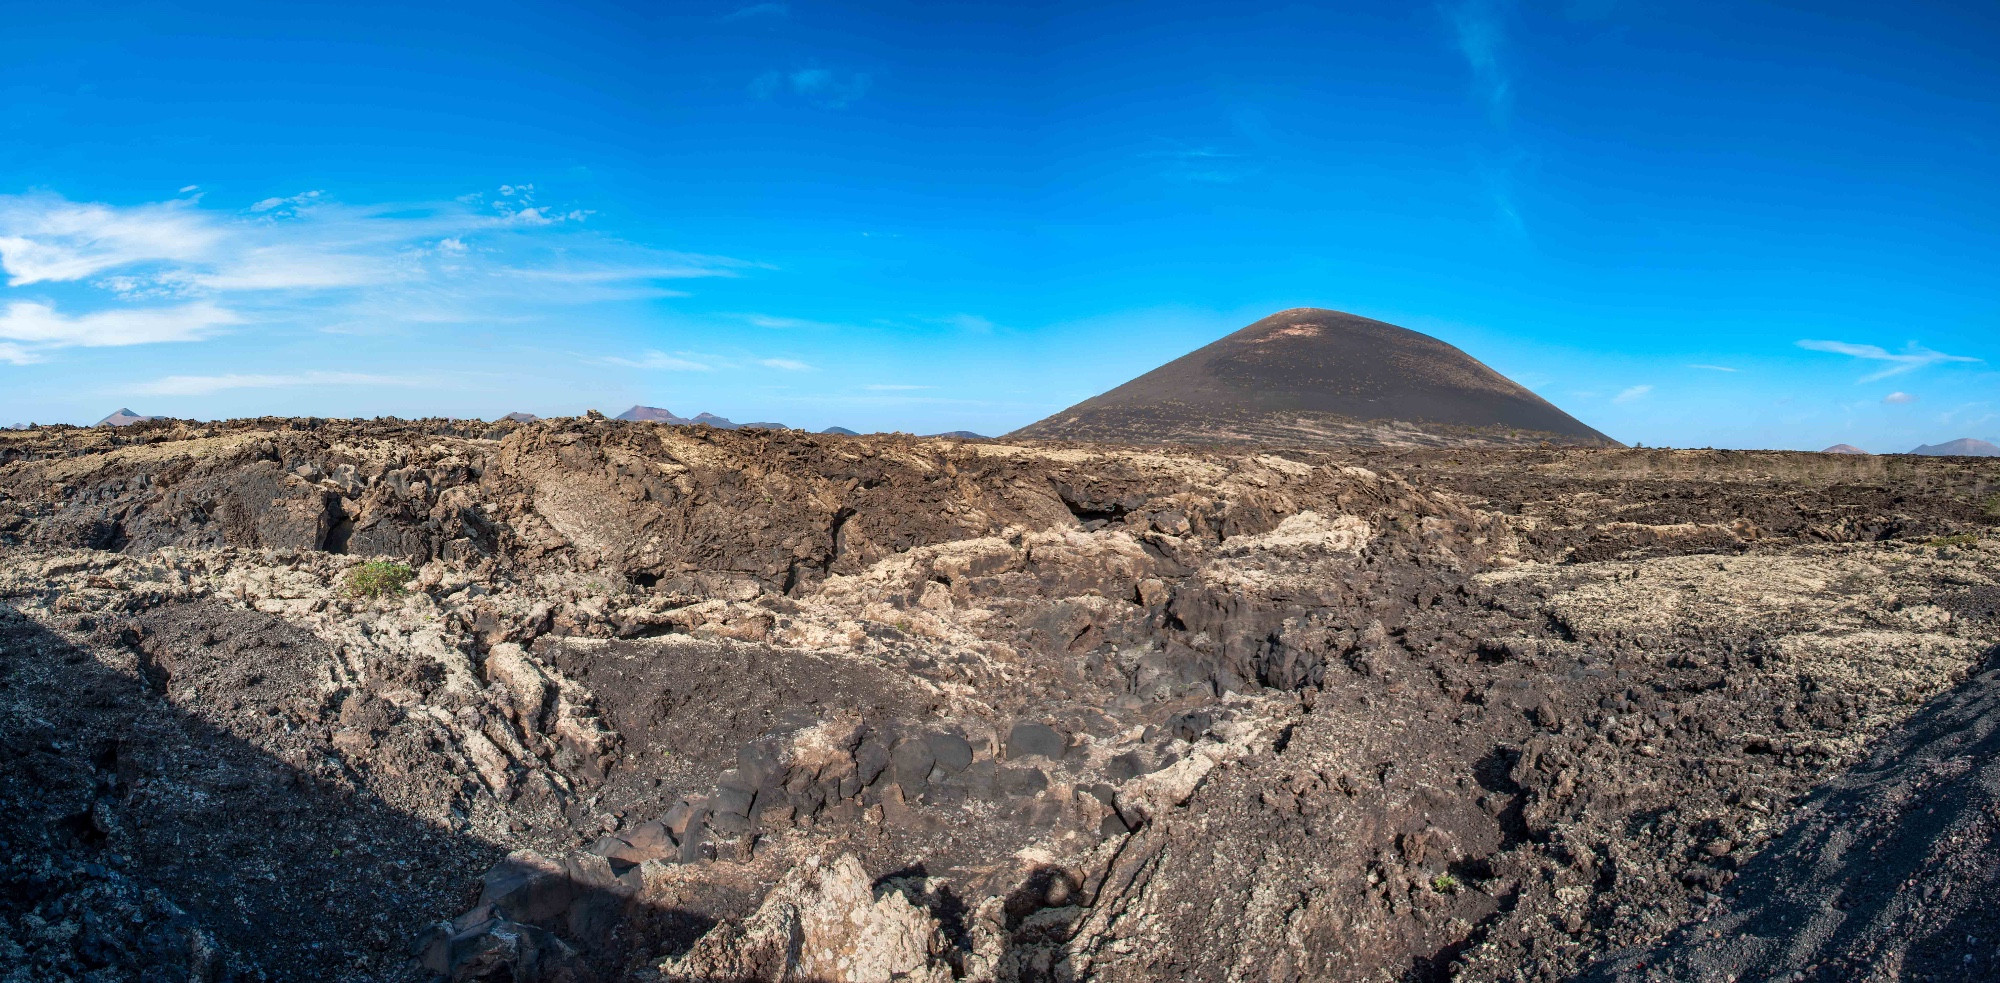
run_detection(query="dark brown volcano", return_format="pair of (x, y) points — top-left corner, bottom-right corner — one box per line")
(1012, 308), (1615, 447)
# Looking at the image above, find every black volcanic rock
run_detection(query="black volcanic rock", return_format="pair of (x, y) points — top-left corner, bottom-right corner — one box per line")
(615, 406), (691, 424)
(96, 408), (157, 427)
(1909, 438), (2000, 457)
(1010, 308), (1615, 448)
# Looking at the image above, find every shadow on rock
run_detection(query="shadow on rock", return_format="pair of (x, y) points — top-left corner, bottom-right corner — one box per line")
(0, 601), (720, 982)
(1580, 644), (2000, 983)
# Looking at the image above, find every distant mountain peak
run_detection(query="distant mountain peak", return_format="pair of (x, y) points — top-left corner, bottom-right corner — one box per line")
(1009, 308), (1614, 448)
(1909, 437), (2000, 457)
(502, 411), (539, 423)
(611, 406), (789, 430)
(1821, 444), (1868, 455)
(615, 406), (690, 424)
(96, 408), (157, 427)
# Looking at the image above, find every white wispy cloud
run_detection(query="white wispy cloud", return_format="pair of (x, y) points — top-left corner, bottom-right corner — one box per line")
(1142, 146), (1260, 184)
(1445, 0), (1512, 120)
(1613, 384), (1652, 404)
(938, 313), (996, 333)
(0, 195), (221, 285)
(721, 2), (787, 20)
(751, 67), (871, 108)
(0, 189), (758, 363)
(1883, 391), (1918, 405)
(591, 349), (814, 373)
(0, 300), (239, 348)
(600, 350), (714, 371)
(131, 371), (424, 397)
(1797, 339), (1981, 382)
(0, 342), (40, 365)
(737, 313), (848, 330)
(249, 190), (323, 214)
(1687, 363), (1737, 372)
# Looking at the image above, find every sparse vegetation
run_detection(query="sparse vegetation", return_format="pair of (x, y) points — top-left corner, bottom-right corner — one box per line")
(1983, 493), (2000, 521)
(343, 560), (415, 598)
(1924, 533), (1980, 550)
(1431, 873), (1460, 893)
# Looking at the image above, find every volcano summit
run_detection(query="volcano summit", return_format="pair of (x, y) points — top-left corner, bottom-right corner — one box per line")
(1013, 308), (1615, 448)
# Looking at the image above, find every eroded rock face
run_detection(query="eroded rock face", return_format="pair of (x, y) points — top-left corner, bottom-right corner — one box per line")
(1, 419), (1998, 982)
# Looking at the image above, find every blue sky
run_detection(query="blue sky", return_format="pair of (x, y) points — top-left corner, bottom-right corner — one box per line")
(1, 0), (1994, 450)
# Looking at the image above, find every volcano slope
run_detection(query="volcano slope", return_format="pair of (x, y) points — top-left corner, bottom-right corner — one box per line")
(1011, 309), (1615, 448)
(1, 418), (1997, 982)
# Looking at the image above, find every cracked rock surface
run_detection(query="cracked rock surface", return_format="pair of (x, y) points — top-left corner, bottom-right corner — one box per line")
(2, 418), (1998, 981)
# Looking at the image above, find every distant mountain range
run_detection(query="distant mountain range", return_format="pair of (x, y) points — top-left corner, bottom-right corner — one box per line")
(1909, 438), (2000, 457)
(1011, 308), (1615, 448)
(611, 407), (787, 430)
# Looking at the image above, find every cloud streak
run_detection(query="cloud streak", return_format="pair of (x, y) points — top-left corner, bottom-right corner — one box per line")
(131, 371), (424, 397)
(751, 67), (871, 108)
(0, 300), (240, 348)
(1444, 0), (1512, 120)
(1797, 339), (1981, 382)
(599, 350), (714, 371)
(721, 2), (787, 21)
(0, 189), (757, 364)
(1613, 384), (1652, 404)
(1687, 363), (1737, 372)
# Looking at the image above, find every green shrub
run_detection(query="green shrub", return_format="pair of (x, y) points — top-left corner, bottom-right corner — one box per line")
(1983, 494), (2000, 521)
(1430, 873), (1460, 893)
(344, 560), (415, 598)
(1924, 533), (1979, 550)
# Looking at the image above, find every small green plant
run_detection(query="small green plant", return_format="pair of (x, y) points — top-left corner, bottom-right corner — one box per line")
(1430, 873), (1460, 893)
(1924, 533), (1980, 550)
(344, 560), (415, 598)
(1983, 493), (2000, 521)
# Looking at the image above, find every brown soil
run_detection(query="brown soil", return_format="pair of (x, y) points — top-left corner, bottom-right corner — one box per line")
(2, 418), (1998, 982)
